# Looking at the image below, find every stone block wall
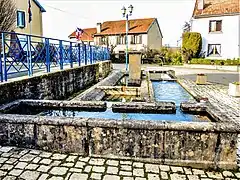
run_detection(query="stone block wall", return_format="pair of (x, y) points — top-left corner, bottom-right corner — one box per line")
(0, 61), (112, 105)
(72, 70), (124, 101)
(0, 114), (238, 169)
(98, 61), (112, 78)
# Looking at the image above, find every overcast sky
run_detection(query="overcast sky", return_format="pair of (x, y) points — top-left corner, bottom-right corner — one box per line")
(38, 0), (195, 46)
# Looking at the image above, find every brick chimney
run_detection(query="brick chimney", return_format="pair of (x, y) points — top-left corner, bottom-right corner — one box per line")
(97, 23), (101, 33)
(198, 0), (204, 11)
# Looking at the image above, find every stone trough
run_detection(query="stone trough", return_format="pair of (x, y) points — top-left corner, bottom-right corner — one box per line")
(112, 102), (176, 113)
(0, 100), (107, 114)
(99, 86), (140, 96)
(180, 102), (207, 113)
(72, 70), (124, 101)
(148, 70), (177, 81)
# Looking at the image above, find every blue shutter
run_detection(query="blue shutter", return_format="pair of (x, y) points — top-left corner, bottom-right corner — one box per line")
(17, 11), (20, 27)
(22, 12), (26, 27)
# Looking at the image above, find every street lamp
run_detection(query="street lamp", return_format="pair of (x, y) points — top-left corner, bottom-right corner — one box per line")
(121, 5), (133, 73)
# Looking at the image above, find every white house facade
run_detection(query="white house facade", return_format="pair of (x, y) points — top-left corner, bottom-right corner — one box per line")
(93, 18), (163, 53)
(95, 34), (148, 53)
(191, 0), (240, 60)
(69, 18), (163, 53)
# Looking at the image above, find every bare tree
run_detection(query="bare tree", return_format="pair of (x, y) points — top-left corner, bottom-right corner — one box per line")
(183, 21), (191, 33)
(0, 0), (16, 32)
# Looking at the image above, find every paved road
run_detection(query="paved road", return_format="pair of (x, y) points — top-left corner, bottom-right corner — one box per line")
(113, 64), (240, 85)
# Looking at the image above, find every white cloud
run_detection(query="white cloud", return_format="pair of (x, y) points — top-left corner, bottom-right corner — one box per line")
(39, 0), (195, 46)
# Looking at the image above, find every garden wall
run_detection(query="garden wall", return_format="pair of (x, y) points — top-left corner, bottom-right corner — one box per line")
(0, 61), (112, 105)
(0, 114), (238, 170)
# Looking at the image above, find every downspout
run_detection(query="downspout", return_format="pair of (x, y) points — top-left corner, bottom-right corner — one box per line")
(238, 15), (240, 72)
(190, 17), (194, 32)
(238, 15), (240, 58)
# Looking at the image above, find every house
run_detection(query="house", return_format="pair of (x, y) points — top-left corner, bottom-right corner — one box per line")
(14, 0), (46, 36)
(68, 28), (96, 45)
(69, 18), (163, 53)
(191, 0), (240, 59)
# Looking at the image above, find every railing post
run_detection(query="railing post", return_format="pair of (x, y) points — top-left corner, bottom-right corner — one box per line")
(106, 48), (109, 60)
(1, 32), (6, 81)
(45, 38), (50, 72)
(89, 45), (93, 64)
(92, 46), (95, 63)
(97, 46), (100, 61)
(70, 42), (73, 68)
(104, 47), (106, 60)
(106, 48), (110, 60)
(103, 47), (105, 60)
(84, 44), (87, 65)
(27, 35), (33, 76)
(78, 43), (81, 67)
(59, 40), (63, 70)
(0, 41), (2, 82)
(102, 47), (104, 60)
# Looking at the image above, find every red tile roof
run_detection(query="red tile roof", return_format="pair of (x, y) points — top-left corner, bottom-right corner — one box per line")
(193, 0), (240, 17)
(69, 28), (96, 41)
(94, 18), (156, 35)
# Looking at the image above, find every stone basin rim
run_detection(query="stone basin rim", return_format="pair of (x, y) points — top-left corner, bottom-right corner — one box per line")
(0, 114), (239, 133)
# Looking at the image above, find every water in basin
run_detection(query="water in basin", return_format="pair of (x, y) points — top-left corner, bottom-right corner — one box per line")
(152, 81), (195, 105)
(152, 80), (198, 121)
(4, 80), (210, 122)
(40, 81), (209, 122)
(42, 108), (208, 122)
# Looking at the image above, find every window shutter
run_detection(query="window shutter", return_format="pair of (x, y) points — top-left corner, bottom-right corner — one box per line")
(22, 12), (26, 27)
(130, 35), (134, 44)
(209, 21), (211, 32)
(216, 21), (222, 31)
(106, 36), (109, 46)
(120, 36), (122, 44)
(139, 35), (142, 44)
(116, 36), (119, 44)
(17, 12), (20, 26)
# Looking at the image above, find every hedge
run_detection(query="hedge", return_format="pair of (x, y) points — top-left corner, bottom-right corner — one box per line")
(190, 58), (240, 66)
(182, 32), (202, 58)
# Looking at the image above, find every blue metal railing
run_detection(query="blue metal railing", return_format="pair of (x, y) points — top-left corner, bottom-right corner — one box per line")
(0, 31), (110, 82)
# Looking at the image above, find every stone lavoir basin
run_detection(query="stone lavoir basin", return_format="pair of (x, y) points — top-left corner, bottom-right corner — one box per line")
(1, 80), (213, 122)
(0, 70), (239, 170)
(0, 100), (211, 122)
(40, 80), (212, 122)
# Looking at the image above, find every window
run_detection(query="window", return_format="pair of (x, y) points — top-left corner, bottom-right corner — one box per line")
(208, 44), (221, 56)
(100, 36), (108, 45)
(130, 35), (142, 44)
(17, 11), (26, 28)
(117, 35), (126, 45)
(209, 20), (222, 32)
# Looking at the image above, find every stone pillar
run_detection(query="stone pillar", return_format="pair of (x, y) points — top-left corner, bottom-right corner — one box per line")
(128, 52), (142, 86)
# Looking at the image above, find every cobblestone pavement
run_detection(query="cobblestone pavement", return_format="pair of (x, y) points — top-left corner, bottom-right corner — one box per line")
(178, 79), (240, 125)
(0, 146), (240, 180)
(178, 79), (240, 162)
